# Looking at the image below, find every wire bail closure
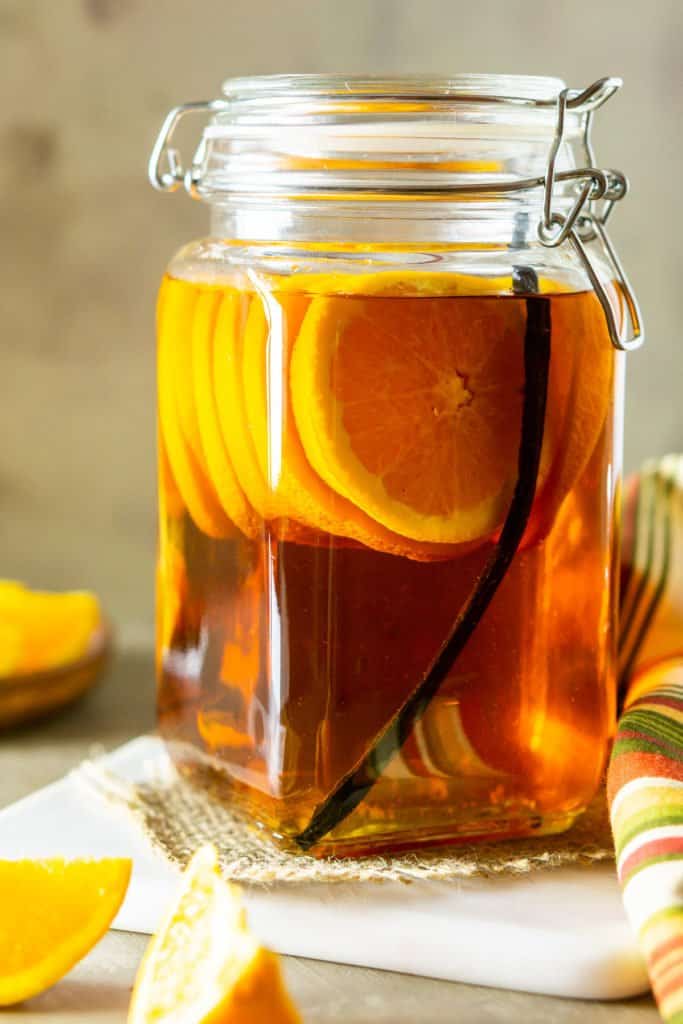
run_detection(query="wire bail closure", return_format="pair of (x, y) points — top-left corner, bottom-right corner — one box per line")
(148, 77), (643, 352)
(535, 80), (643, 352)
(148, 100), (226, 193)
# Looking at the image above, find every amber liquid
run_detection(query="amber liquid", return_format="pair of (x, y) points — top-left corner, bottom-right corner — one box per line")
(157, 277), (619, 855)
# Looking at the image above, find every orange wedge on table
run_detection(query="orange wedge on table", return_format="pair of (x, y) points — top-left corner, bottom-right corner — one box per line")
(129, 844), (300, 1024)
(0, 858), (131, 1005)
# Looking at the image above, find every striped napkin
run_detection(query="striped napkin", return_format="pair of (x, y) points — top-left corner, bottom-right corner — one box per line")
(610, 455), (683, 1022)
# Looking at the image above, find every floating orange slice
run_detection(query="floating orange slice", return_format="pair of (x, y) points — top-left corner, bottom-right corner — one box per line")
(241, 289), (474, 559)
(241, 289), (309, 503)
(278, 270), (607, 549)
(0, 858), (131, 1005)
(128, 845), (300, 1024)
(291, 292), (551, 544)
(213, 289), (274, 520)
(192, 287), (259, 538)
(158, 426), (185, 521)
(170, 284), (204, 466)
(270, 268), (518, 297)
(526, 288), (614, 542)
(158, 277), (234, 539)
(156, 534), (187, 661)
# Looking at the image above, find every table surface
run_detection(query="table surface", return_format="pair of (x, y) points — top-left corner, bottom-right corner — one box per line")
(0, 647), (660, 1023)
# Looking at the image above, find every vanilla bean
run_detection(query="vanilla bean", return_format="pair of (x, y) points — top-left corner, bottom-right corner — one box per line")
(295, 285), (551, 852)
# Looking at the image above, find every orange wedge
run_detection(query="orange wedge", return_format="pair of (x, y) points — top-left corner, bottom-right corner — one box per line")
(291, 292), (554, 544)
(128, 844), (300, 1024)
(0, 858), (131, 1005)
(0, 581), (102, 676)
(158, 277), (234, 539)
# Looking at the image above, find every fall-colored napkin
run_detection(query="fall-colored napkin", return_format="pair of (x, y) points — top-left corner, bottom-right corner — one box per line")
(610, 455), (683, 1022)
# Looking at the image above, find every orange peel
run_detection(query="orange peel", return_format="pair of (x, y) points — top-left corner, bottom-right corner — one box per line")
(0, 858), (131, 1006)
(128, 844), (300, 1024)
(158, 277), (234, 539)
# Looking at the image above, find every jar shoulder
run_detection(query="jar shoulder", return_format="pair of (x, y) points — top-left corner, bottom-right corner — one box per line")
(165, 235), (605, 296)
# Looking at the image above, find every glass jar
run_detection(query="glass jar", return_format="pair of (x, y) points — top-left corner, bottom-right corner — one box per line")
(150, 74), (642, 856)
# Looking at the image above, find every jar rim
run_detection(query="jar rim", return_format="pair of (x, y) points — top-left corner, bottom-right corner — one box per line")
(149, 75), (622, 230)
(220, 73), (568, 107)
(197, 73), (587, 204)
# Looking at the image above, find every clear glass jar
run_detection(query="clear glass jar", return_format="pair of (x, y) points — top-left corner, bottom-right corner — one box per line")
(151, 74), (641, 856)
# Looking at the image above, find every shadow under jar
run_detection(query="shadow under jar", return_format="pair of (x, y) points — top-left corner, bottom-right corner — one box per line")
(150, 74), (642, 856)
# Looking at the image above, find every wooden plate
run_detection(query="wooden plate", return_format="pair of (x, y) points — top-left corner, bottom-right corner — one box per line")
(0, 626), (112, 730)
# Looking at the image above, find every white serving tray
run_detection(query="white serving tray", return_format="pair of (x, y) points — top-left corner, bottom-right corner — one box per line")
(0, 736), (648, 1001)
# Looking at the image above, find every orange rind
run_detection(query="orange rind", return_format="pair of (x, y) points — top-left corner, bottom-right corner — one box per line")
(128, 844), (300, 1024)
(158, 277), (235, 539)
(192, 287), (259, 538)
(290, 292), (548, 543)
(0, 858), (131, 1006)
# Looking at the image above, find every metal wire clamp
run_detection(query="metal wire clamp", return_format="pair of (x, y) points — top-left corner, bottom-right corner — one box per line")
(534, 80), (643, 352)
(148, 100), (227, 193)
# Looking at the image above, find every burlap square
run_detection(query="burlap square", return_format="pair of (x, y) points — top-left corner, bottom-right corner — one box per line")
(79, 741), (614, 885)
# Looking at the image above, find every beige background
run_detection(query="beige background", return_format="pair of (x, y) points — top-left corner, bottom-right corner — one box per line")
(1, 0), (680, 637)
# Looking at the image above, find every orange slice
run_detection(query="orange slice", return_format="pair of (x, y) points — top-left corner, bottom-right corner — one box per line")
(170, 285), (204, 466)
(158, 277), (234, 539)
(291, 292), (550, 544)
(241, 289), (309, 500)
(527, 288), (614, 541)
(0, 581), (102, 675)
(156, 536), (187, 660)
(241, 289), (475, 559)
(213, 288), (437, 555)
(213, 289), (274, 519)
(192, 287), (259, 538)
(0, 858), (131, 1005)
(128, 844), (300, 1024)
(271, 268), (518, 297)
(158, 426), (185, 521)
